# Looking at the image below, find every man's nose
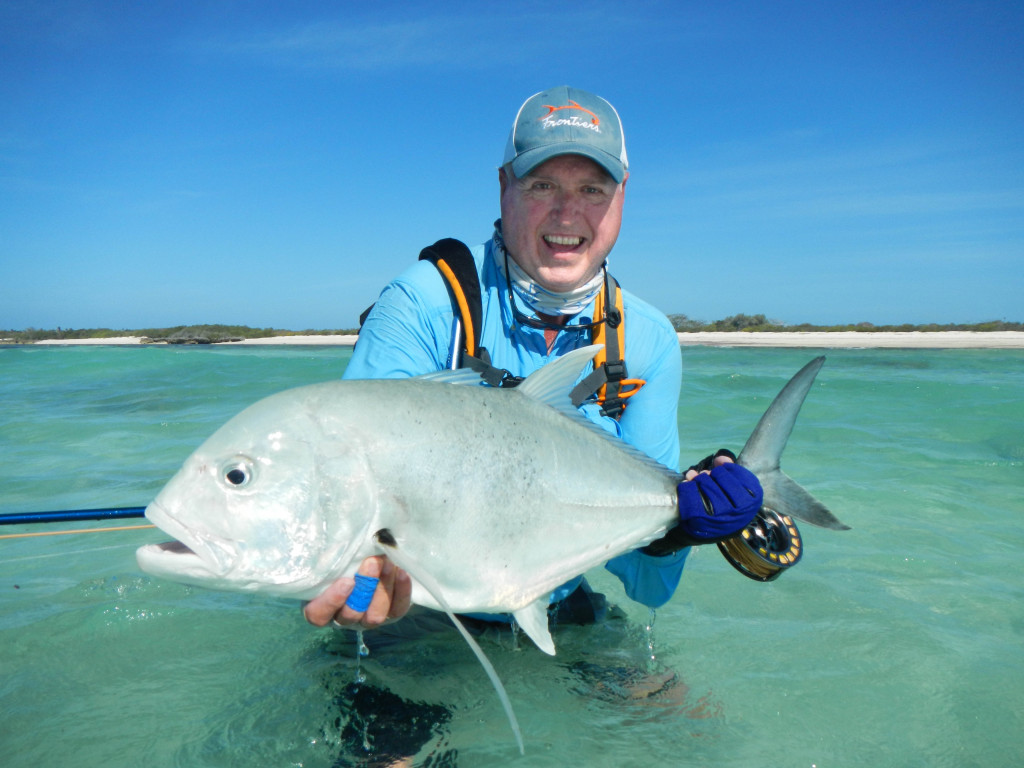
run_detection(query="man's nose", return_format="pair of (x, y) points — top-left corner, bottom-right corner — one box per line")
(551, 189), (584, 219)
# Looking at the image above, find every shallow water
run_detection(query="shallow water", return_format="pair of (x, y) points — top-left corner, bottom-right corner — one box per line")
(1, 345), (1022, 766)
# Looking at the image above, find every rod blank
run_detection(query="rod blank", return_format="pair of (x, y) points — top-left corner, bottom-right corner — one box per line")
(0, 506), (147, 526)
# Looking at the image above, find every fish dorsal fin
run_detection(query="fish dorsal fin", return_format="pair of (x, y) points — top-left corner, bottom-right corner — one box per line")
(417, 344), (604, 410)
(517, 345), (685, 482)
(374, 530), (525, 755)
(414, 368), (492, 386)
(512, 599), (556, 655)
(426, 345), (682, 482)
(515, 345), (603, 417)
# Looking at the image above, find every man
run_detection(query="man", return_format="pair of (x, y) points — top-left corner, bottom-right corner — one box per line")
(304, 86), (762, 632)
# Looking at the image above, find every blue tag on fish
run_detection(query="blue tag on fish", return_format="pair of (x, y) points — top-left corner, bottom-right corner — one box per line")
(345, 574), (379, 613)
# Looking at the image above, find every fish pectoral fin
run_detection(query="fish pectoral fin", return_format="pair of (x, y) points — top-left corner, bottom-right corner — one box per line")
(513, 600), (556, 656)
(374, 529), (524, 754)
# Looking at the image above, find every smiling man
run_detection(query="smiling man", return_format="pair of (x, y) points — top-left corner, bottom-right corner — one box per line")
(498, 154), (624, 309)
(304, 86), (763, 633)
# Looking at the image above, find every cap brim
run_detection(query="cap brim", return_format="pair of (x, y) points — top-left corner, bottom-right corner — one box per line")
(510, 143), (627, 184)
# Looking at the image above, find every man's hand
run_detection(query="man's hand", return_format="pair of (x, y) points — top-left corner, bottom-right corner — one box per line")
(303, 556), (412, 629)
(677, 460), (763, 541)
(684, 449), (736, 481)
(642, 451), (763, 556)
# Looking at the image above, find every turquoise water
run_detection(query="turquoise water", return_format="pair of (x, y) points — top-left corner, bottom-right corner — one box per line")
(1, 345), (1022, 767)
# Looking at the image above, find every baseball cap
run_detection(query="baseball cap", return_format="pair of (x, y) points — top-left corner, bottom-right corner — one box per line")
(502, 86), (628, 183)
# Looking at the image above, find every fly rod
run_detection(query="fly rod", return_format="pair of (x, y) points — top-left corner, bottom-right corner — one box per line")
(0, 506), (147, 526)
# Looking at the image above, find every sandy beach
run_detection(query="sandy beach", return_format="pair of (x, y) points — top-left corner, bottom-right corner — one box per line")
(23, 332), (1024, 348)
(676, 331), (1024, 348)
(28, 335), (360, 346)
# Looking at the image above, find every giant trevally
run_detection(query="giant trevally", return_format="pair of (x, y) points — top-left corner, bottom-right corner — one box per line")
(136, 346), (846, 752)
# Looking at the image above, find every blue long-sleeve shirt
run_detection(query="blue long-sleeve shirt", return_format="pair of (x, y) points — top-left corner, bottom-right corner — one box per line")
(346, 233), (689, 609)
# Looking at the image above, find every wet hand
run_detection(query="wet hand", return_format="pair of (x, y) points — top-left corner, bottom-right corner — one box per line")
(302, 555), (412, 629)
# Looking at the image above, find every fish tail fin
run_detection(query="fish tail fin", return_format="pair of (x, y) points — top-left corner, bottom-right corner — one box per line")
(761, 469), (851, 531)
(738, 357), (850, 530)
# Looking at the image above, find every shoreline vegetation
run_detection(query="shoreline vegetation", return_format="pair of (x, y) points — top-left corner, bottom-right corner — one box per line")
(1, 324), (361, 345)
(3, 316), (1024, 349)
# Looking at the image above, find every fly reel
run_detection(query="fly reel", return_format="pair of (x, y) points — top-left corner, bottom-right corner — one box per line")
(718, 506), (802, 582)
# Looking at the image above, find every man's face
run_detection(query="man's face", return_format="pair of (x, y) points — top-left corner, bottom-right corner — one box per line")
(499, 154), (627, 294)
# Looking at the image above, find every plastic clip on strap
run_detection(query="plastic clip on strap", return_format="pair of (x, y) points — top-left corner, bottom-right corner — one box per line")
(586, 275), (645, 418)
(344, 574), (380, 613)
(463, 355), (524, 389)
(597, 359), (646, 417)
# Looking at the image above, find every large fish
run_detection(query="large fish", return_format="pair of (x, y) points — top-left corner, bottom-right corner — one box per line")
(136, 347), (846, 752)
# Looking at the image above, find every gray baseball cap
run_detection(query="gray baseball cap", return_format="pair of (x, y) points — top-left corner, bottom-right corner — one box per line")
(502, 86), (628, 183)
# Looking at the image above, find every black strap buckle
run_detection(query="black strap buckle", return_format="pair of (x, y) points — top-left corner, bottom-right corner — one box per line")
(498, 370), (524, 388)
(603, 359), (627, 382)
(601, 397), (626, 419)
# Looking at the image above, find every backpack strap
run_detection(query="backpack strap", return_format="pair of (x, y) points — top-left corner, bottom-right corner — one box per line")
(364, 239), (644, 412)
(417, 238), (486, 364)
(569, 273), (646, 419)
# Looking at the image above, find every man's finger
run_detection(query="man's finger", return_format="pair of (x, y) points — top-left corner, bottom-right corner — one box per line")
(389, 567), (413, 620)
(334, 556), (384, 625)
(302, 576), (356, 627)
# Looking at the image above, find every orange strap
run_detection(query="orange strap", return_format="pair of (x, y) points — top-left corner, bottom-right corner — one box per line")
(435, 258), (477, 358)
(592, 281), (645, 413)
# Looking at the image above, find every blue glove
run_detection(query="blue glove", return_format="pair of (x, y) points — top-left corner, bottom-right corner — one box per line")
(676, 463), (764, 542)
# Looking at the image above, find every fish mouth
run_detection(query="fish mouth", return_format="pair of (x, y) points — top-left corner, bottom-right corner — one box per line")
(136, 538), (222, 584)
(136, 501), (239, 581)
(150, 540), (195, 556)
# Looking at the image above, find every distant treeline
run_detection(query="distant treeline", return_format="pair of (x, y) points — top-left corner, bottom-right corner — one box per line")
(668, 313), (1023, 333)
(0, 325), (361, 344)
(2, 317), (1022, 344)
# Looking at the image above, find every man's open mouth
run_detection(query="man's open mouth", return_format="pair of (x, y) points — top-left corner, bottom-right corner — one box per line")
(543, 234), (585, 248)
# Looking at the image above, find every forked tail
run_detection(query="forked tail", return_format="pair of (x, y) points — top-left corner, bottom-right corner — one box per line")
(737, 356), (849, 531)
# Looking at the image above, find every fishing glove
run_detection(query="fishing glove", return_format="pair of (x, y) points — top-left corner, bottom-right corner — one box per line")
(643, 454), (763, 556)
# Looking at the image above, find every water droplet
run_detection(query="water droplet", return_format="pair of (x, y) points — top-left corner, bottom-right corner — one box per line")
(645, 608), (658, 666)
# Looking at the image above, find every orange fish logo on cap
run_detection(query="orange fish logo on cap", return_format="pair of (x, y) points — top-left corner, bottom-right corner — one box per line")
(539, 100), (599, 126)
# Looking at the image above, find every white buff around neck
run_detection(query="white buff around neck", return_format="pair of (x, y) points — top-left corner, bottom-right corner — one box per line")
(493, 222), (605, 317)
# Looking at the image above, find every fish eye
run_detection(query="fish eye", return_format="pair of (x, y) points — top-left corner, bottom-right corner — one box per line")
(222, 458), (255, 488)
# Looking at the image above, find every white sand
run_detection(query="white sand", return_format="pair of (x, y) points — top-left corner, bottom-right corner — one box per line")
(31, 336), (146, 345)
(677, 331), (1024, 348)
(226, 335), (359, 346)
(24, 332), (1024, 348)
(26, 335), (359, 346)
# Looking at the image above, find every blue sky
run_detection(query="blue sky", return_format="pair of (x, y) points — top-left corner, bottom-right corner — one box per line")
(2, 0), (1022, 330)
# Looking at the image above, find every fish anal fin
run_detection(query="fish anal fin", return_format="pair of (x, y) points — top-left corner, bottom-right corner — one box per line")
(513, 599), (556, 656)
